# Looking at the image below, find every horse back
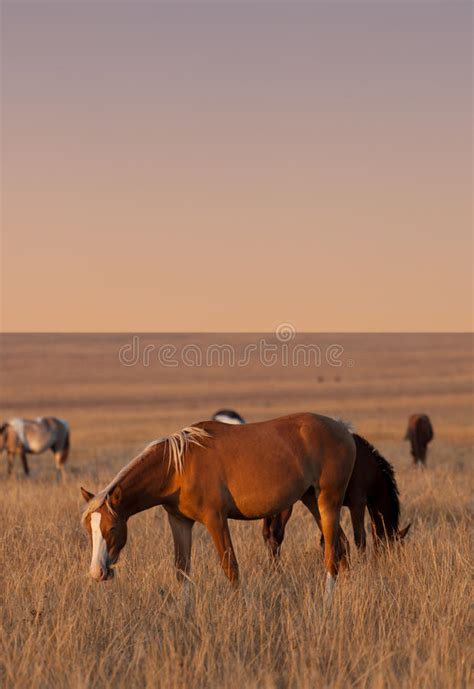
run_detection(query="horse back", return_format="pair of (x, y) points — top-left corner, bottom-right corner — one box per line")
(178, 413), (355, 519)
(6, 416), (69, 454)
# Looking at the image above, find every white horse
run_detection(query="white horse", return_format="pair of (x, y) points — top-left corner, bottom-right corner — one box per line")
(212, 409), (245, 425)
(0, 417), (70, 481)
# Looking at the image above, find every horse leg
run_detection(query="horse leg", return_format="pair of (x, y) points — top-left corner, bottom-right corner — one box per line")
(20, 451), (30, 476)
(301, 489), (326, 551)
(302, 490), (350, 561)
(204, 513), (239, 587)
(54, 450), (68, 483)
(410, 437), (420, 465)
(318, 489), (349, 600)
(349, 503), (367, 552)
(7, 452), (15, 477)
(262, 506), (293, 560)
(262, 517), (272, 554)
(370, 519), (382, 553)
(301, 489), (323, 531)
(166, 511), (194, 584)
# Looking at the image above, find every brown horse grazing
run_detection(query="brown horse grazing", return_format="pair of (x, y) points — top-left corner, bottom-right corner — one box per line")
(0, 417), (70, 481)
(81, 413), (355, 597)
(262, 433), (410, 558)
(405, 414), (434, 465)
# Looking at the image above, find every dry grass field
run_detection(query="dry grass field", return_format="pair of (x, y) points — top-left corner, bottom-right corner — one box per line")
(0, 333), (472, 689)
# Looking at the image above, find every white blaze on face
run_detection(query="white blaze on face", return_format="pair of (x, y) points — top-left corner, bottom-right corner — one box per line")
(90, 512), (108, 580)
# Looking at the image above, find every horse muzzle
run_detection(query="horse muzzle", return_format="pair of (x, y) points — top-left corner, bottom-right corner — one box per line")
(90, 564), (115, 582)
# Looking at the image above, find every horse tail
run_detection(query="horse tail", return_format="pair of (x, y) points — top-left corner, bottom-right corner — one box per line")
(50, 421), (70, 482)
(53, 419), (70, 464)
(353, 433), (400, 539)
(64, 428), (70, 454)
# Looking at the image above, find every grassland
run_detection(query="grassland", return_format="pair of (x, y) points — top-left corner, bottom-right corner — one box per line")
(0, 333), (472, 688)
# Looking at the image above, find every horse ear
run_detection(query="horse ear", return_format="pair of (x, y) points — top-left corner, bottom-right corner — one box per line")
(80, 487), (94, 503)
(398, 523), (411, 540)
(108, 484), (122, 507)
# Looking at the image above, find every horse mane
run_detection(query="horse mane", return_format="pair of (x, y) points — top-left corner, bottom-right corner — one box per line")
(81, 426), (210, 523)
(353, 433), (400, 532)
(160, 426), (211, 474)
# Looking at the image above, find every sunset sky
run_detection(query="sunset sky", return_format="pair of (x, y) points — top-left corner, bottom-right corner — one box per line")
(1, 1), (472, 332)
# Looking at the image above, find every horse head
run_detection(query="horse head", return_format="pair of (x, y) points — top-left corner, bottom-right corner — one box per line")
(81, 485), (127, 582)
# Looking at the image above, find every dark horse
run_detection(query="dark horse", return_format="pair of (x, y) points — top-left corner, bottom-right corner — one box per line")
(262, 433), (411, 558)
(405, 414), (433, 466)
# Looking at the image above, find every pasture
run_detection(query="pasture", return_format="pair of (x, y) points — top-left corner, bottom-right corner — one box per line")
(0, 333), (472, 689)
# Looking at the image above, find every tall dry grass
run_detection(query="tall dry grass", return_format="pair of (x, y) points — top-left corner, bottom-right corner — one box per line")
(1, 334), (472, 687)
(0, 440), (472, 689)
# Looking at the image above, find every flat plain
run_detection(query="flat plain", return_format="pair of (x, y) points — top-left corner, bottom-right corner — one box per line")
(0, 333), (472, 689)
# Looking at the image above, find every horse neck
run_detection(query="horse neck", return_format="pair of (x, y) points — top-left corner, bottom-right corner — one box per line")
(118, 444), (174, 519)
(367, 464), (399, 539)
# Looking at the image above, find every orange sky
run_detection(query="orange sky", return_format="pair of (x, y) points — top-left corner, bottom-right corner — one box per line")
(1, 2), (472, 332)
